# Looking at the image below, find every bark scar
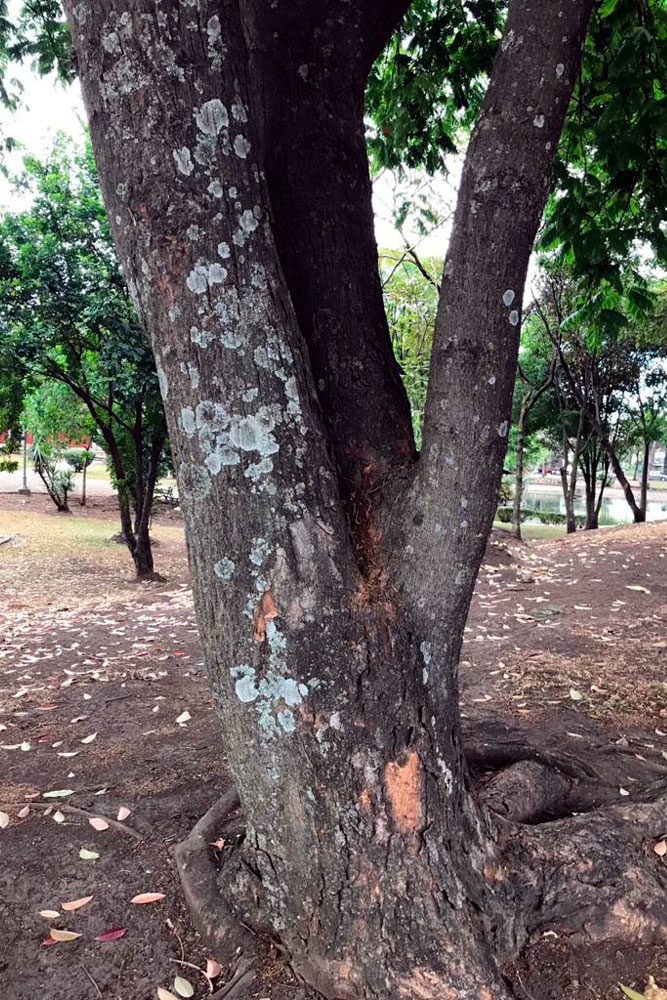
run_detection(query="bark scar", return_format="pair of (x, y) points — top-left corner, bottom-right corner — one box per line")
(253, 589), (278, 642)
(384, 751), (423, 835)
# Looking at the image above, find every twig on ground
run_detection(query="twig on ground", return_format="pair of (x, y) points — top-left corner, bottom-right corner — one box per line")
(58, 804), (144, 840)
(80, 964), (103, 998)
(166, 917), (186, 961)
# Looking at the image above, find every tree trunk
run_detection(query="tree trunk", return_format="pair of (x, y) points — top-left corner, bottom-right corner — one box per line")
(582, 459), (597, 530)
(81, 453), (88, 506)
(64, 1), (643, 996)
(663, 445), (667, 475)
(640, 438), (651, 517)
(600, 432), (644, 522)
(559, 423), (580, 535)
(133, 431), (165, 579)
(512, 401), (528, 540)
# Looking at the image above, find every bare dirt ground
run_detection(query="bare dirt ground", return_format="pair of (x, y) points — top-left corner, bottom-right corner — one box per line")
(0, 491), (665, 1000)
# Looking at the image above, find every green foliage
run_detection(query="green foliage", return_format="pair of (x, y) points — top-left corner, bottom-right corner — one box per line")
(496, 505), (586, 527)
(366, 1), (504, 174)
(22, 379), (94, 448)
(539, 0), (667, 320)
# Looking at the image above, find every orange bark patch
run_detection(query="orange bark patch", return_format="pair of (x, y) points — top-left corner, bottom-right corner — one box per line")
(359, 787), (371, 812)
(398, 968), (457, 999)
(253, 590), (278, 642)
(483, 862), (506, 882)
(384, 751), (423, 834)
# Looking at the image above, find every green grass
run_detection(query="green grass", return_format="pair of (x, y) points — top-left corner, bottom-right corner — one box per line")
(493, 521), (566, 540)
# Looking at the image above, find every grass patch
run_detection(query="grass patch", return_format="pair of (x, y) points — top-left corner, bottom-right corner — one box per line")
(493, 521), (567, 540)
(0, 509), (186, 609)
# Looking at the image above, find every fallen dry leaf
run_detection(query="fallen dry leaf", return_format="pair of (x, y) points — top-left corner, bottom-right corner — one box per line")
(42, 789), (74, 799)
(130, 892), (165, 905)
(80, 733), (97, 744)
(206, 959), (222, 979)
(49, 928), (81, 942)
(117, 806), (131, 822)
(79, 848), (99, 860)
(62, 895), (93, 912)
(38, 909), (61, 919)
(0, 811), (9, 829)
(53, 810), (65, 824)
(18, 805), (30, 819)
(157, 989), (179, 1000)
(654, 840), (666, 857)
(88, 817), (109, 831)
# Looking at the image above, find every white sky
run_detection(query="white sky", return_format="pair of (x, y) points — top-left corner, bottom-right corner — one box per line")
(0, 28), (454, 254)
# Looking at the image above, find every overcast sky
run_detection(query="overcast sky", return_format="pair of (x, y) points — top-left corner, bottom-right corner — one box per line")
(0, 18), (452, 257)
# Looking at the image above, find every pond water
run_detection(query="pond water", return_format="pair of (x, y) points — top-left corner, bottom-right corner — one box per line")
(522, 486), (667, 525)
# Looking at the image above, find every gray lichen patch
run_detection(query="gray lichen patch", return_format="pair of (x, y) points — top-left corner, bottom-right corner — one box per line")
(195, 98), (229, 136)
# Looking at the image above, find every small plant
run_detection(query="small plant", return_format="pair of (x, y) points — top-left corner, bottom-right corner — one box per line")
(30, 439), (75, 512)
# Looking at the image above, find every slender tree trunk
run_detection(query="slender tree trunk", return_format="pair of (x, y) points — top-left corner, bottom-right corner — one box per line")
(634, 451), (640, 479)
(81, 453), (88, 506)
(66, 1), (601, 995)
(512, 401), (528, 540)
(581, 453), (598, 530)
(559, 414), (582, 535)
(600, 432), (644, 522)
(133, 431), (165, 578)
(640, 438), (651, 518)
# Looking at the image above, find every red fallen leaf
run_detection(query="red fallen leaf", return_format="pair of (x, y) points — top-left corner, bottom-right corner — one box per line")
(94, 927), (126, 942)
(42, 935), (57, 946)
(173, 650), (185, 656)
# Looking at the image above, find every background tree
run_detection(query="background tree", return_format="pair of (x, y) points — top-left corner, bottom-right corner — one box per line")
(509, 316), (556, 538)
(629, 363), (667, 515)
(380, 250), (439, 444)
(0, 140), (168, 575)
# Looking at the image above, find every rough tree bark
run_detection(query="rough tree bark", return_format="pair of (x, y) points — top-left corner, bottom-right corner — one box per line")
(63, 1), (666, 997)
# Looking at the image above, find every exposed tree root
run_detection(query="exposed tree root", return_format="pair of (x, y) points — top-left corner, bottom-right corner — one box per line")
(175, 751), (667, 999)
(172, 787), (259, 966)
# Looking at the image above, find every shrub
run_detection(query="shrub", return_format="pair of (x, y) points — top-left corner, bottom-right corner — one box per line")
(63, 447), (94, 472)
(496, 505), (585, 527)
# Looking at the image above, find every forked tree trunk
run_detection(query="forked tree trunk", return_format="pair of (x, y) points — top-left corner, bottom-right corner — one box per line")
(65, 2), (667, 997)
